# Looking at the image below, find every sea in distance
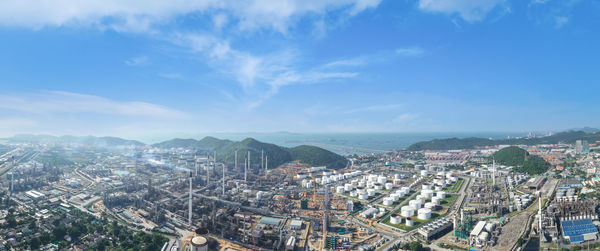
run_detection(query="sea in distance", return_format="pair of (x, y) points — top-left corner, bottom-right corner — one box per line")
(142, 132), (527, 155)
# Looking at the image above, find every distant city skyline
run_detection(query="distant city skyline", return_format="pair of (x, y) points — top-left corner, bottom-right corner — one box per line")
(1, 0), (599, 137)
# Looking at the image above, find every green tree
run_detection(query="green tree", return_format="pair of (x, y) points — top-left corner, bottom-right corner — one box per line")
(29, 237), (41, 250)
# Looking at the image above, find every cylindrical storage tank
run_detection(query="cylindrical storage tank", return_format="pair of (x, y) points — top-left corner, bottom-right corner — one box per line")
(391, 194), (400, 201)
(390, 214), (401, 225)
(435, 186), (442, 191)
(405, 217), (414, 226)
(256, 191), (263, 200)
(432, 197), (441, 205)
(418, 208), (432, 220)
(350, 191), (358, 197)
(422, 184), (432, 190)
(401, 187), (410, 193)
(367, 189), (376, 196)
(415, 195), (426, 204)
(374, 184), (383, 190)
(357, 188), (365, 194)
(378, 176), (387, 184)
(358, 193), (368, 200)
(424, 202), (435, 209)
(191, 236), (209, 251)
(479, 232), (489, 242)
(336, 186), (345, 194)
(358, 181), (366, 188)
(383, 198), (393, 206)
(485, 223), (495, 232)
(368, 175), (377, 182)
(421, 170), (428, 176)
(385, 183), (393, 190)
(401, 206), (415, 217)
(409, 200), (421, 209)
(345, 183), (353, 192)
(437, 191), (446, 198)
(394, 174), (400, 179)
(421, 189), (434, 198)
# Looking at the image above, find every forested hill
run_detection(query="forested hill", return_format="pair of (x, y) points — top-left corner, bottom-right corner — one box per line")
(492, 146), (550, 175)
(407, 130), (600, 151)
(153, 137), (348, 170)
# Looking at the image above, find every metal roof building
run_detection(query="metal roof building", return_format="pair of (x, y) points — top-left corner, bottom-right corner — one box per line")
(260, 217), (282, 226)
(561, 219), (598, 244)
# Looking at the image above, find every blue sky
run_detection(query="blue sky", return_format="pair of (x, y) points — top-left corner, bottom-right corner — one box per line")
(0, 0), (599, 139)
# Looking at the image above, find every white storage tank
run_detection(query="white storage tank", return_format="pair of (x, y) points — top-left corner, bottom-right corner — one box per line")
(367, 189), (376, 196)
(336, 186), (345, 194)
(374, 184), (383, 190)
(401, 206), (415, 217)
(479, 231), (489, 241)
(422, 184), (432, 190)
(409, 200), (421, 209)
(391, 194), (400, 201)
(358, 181), (366, 188)
(431, 197), (441, 205)
(191, 236), (209, 251)
(390, 214), (401, 225)
(345, 183), (353, 192)
(421, 170), (429, 176)
(383, 198), (393, 206)
(350, 191), (358, 197)
(437, 191), (446, 198)
(417, 208), (432, 220)
(424, 202), (436, 210)
(415, 195), (426, 204)
(421, 189), (434, 198)
(385, 183), (393, 190)
(357, 189), (365, 194)
(485, 223), (495, 232)
(359, 193), (368, 200)
(405, 217), (414, 226)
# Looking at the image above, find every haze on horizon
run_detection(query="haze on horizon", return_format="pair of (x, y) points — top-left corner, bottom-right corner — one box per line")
(0, 0), (599, 138)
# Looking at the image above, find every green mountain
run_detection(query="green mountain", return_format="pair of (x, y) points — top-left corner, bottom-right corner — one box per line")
(493, 146), (549, 175)
(153, 137), (348, 169)
(408, 130), (600, 151)
(6, 134), (145, 147)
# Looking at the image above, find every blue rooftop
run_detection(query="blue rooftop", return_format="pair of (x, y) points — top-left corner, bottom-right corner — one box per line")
(561, 219), (598, 243)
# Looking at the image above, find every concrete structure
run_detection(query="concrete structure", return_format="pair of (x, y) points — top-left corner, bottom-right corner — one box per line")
(191, 236), (208, 251)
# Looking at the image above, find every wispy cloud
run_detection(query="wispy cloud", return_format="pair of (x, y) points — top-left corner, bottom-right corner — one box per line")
(158, 73), (183, 79)
(0, 0), (380, 33)
(125, 56), (149, 66)
(395, 47), (427, 56)
(0, 91), (190, 119)
(171, 33), (359, 109)
(418, 0), (505, 22)
(344, 104), (404, 114)
(554, 16), (568, 28)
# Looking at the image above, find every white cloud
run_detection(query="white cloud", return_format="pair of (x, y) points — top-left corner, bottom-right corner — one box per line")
(418, 0), (505, 22)
(0, 91), (189, 119)
(555, 16), (568, 28)
(393, 113), (418, 124)
(344, 104), (404, 114)
(395, 47), (426, 56)
(125, 55), (149, 66)
(172, 33), (358, 109)
(0, 0), (380, 33)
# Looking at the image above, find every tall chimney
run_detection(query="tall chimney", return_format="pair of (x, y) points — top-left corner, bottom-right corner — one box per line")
(188, 172), (193, 226)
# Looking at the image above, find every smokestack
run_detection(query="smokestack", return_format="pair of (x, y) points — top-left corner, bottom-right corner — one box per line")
(222, 159), (226, 195)
(248, 151), (251, 171)
(261, 149), (264, 173)
(265, 155), (268, 172)
(539, 191), (542, 233)
(244, 158), (247, 182)
(235, 150), (238, 173)
(195, 155), (198, 176)
(188, 171), (193, 226)
(492, 158), (496, 186)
